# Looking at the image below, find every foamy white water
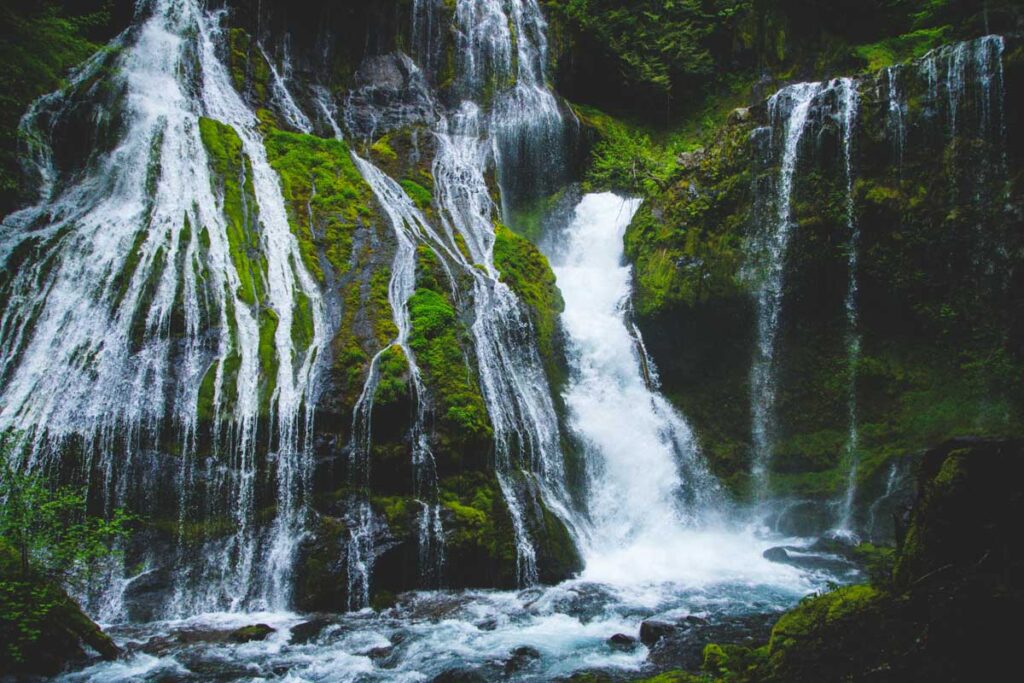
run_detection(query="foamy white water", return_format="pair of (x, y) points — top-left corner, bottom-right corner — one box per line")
(552, 193), (816, 593)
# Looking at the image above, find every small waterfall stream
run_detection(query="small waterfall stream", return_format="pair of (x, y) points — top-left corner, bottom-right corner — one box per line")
(748, 82), (823, 499)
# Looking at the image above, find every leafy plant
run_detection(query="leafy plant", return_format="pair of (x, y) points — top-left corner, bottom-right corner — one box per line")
(0, 462), (131, 587)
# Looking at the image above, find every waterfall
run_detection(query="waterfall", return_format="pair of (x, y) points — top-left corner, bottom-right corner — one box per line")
(259, 42), (314, 135)
(342, 155), (447, 607)
(886, 66), (907, 170)
(433, 104), (577, 584)
(748, 78), (867, 505)
(451, 0), (569, 213)
(835, 79), (861, 536)
(0, 0), (328, 617)
(748, 82), (823, 499)
(553, 194), (723, 582)
(339, 0), (579, 587)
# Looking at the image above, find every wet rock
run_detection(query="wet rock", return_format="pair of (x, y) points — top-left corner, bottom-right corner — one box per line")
(647, 613), (777, 671)
(229, 624), (275, 643)
(289, 617), (334, 645)
(608, 633), (638, 650)
(762, 546), (857, 574)
(344, 53), (438, 138)
(475, 618), (498, 631)
(639, 619), (677, 646)
(294, 514), (349, 612)
(504, 645), (542, 673)
(367, 646), (394, 660)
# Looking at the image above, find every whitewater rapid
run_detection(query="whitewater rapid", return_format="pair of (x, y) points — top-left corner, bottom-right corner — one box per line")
(554, 193), (813, 591)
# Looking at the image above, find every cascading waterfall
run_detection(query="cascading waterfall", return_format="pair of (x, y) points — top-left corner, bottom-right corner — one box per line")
(0, 0), (327, 617)
(340, 0), (580, 587)
(260, 42), (314, 135)
(452, 0), (569, 213)
(747, 82), (823, 500)
(835, 79), (861, 536)
(553, 193), (726, 583)
(749, 78), (866, 507)
(433, 104), (578, 584)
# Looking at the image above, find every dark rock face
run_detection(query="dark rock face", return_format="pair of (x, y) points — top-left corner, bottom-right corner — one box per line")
(121, 565), (175, 623)
(343, 53), (439, 139)
(704, 437), (1024, 682)
(288, 617), (335, 645)
(894, 437), (1024, 589)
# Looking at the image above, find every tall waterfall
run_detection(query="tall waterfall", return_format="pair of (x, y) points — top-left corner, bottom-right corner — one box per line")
(553, 193), (727, 583)
(748, 82), (823, 499)
(339, 0), (579, 589)
(836, 80), (861, 535)
(0, 0), (329, 616)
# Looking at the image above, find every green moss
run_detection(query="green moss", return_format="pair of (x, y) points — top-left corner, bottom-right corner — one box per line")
(198, 117), (264, 305)
(369, 267), (399, 346)
(292, 290), (314, 353)
(226, 28), (271, 109)
(258, 308), (279, 412)
(264, 128), (375, 281)
(853, 26), (952, 71)
(400, 179), (433, 211)
(408, 249), (492, 463)
(370, 135), (398, 163)
(768, 585), (883, 654)
(492, 224), (564, 370)
(371, 495), (414, 537)
(374, 345), (409, 406)
(438, 473), (515, 565)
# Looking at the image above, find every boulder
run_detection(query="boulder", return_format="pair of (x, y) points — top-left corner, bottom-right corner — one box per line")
(639, 619), (677, 646)
(608, 633), (638, 650)
(431, 669), (488, 683)
(289, 617), (334, 645)
(228, 624), (275, 643)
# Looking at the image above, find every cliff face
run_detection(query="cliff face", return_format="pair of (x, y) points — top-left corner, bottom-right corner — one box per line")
(0, 0), (583, 621)
(586, 31), (1024, 538)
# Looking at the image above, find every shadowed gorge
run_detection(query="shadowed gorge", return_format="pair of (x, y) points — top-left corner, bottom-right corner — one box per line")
(1, 0), (1022, 680)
